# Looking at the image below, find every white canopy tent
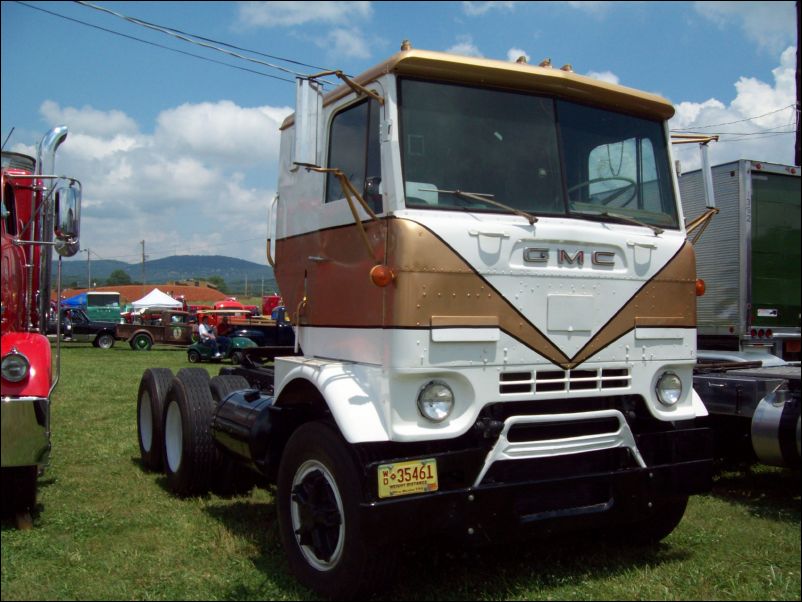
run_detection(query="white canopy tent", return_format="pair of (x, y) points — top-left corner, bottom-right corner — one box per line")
(130, 288), (183, 310)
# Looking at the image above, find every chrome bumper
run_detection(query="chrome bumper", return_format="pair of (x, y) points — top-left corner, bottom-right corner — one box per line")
(1, 396), (51, 467)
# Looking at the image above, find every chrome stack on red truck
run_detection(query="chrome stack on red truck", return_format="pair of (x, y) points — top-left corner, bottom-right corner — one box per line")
(1, 126), (82, 526)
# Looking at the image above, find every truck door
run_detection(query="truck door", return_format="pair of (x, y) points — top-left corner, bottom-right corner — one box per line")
(69, 309), (92, 342)
(164, 313), (191, 344)
(304, 94), (387, 334)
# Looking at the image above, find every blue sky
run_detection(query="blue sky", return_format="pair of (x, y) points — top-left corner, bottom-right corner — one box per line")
(1, 1), (798, 265)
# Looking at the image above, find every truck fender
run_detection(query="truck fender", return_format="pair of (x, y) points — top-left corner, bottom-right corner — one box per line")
(126, 328), (152, 342)
(0, 332), (52, 398)
(691, 387), (709, 418)
(274, 359), (390, 444)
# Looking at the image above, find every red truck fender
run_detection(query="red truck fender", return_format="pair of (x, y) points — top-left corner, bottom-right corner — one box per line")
(1, 332), (52, 398)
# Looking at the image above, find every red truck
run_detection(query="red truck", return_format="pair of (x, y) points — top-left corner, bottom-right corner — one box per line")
(1, 126), (82, 526)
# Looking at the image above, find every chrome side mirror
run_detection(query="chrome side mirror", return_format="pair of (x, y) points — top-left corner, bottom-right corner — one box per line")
(54, 178), (81, 257)
(293, 77), (324, 168)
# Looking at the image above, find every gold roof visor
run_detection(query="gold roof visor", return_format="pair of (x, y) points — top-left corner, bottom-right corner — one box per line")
(282, 48), (675, 130)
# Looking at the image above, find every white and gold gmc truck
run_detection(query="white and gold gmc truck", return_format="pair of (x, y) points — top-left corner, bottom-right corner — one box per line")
(137, 46), (713, 599)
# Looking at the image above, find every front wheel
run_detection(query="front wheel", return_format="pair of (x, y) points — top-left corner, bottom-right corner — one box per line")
(95, 333), (115, 349)
(277, 422), (396, 599)
(187, 349), (202, 363)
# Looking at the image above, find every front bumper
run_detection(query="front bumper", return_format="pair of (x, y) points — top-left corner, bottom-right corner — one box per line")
(356, 419), (712, 543)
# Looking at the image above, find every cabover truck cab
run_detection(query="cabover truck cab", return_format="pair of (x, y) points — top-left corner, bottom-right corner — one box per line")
(678, 160), (801, 362)
(1, 127), (82, 524)
(138, 47), (712, 598)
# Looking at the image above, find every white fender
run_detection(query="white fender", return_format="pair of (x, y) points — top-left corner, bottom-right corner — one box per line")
(274, 357), (390, 443)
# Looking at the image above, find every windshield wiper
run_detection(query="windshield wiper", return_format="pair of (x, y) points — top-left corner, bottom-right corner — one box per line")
(571, 209), (663, 236)
(420, 187), (538, 225)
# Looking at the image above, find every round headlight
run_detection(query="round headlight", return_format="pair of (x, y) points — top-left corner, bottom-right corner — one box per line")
(656, 372), (682, 406)
(417, 380), (454, 422)
(2, 352), (30, 383)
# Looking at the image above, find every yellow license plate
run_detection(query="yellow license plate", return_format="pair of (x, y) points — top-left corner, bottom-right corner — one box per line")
(377, 458), (438, 499)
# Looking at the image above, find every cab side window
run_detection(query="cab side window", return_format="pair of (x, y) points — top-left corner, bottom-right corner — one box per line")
(325, 98), (382, 212)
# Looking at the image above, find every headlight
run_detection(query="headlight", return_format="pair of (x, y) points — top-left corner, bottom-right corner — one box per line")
(417, 380), (454, 422)
(656, 371), (682, 406)
(2, 351), (30, 383)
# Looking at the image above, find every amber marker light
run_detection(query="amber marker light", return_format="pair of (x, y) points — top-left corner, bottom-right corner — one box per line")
(695, 279), (706, 296)
(370, 264), (395, 287)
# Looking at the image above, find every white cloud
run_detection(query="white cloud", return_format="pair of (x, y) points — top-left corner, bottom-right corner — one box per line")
(585, 70), (620, 85)
(565, 1), (612, 16)
(694, 1), (796, 54)
(447, 35), (483, 58)
(35, 100), (286, 264)
(40, 100), (139, 137)
(154, 101), (291, 167)
(462, 1), (515, 16)
(670, 46), (797, 170)
(237, 1), (372, 27)
(507, 48), (530, 63)
(317, 28), (372, 59)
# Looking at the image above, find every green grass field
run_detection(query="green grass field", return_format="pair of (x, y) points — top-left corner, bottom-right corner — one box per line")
(1, 344), (800, 600)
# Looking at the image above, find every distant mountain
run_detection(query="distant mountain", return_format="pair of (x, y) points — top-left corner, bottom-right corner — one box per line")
(55, 255), (277, 294)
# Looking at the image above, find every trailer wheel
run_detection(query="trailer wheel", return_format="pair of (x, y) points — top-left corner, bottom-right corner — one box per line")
(136, 368), (174, 471)
(277, 422), (396, 599)
(132, 333), (153, 351)
(162, 368), (218, 496)
(95, 333), (115, 349)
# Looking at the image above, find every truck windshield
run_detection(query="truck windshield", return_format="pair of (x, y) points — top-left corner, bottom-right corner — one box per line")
(398, 78), (679, 229)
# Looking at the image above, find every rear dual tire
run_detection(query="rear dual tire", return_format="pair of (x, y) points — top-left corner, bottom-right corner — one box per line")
(136, 368), (174, 471)
(162, 368), (216, 497)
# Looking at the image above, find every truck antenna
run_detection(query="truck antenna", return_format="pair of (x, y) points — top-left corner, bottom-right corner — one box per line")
(1, 127), (15, 151)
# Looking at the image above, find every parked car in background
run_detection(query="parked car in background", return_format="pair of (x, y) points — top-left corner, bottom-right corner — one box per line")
(115, 310), (193, 351)
(64, 308), (118, 349)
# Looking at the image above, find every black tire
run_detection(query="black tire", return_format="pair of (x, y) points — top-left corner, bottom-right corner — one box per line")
(230, 350), (244, 365)
(209, 374), (251, 404)
(277, 422), (396, 599)
(162, 368), (218, 496)
(187, 349), (202, 363)
(95, 333), (115, 349)
(1, 466), (38, 524)
(131, 333), (153, 351)
(136, 368), (174, 472)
